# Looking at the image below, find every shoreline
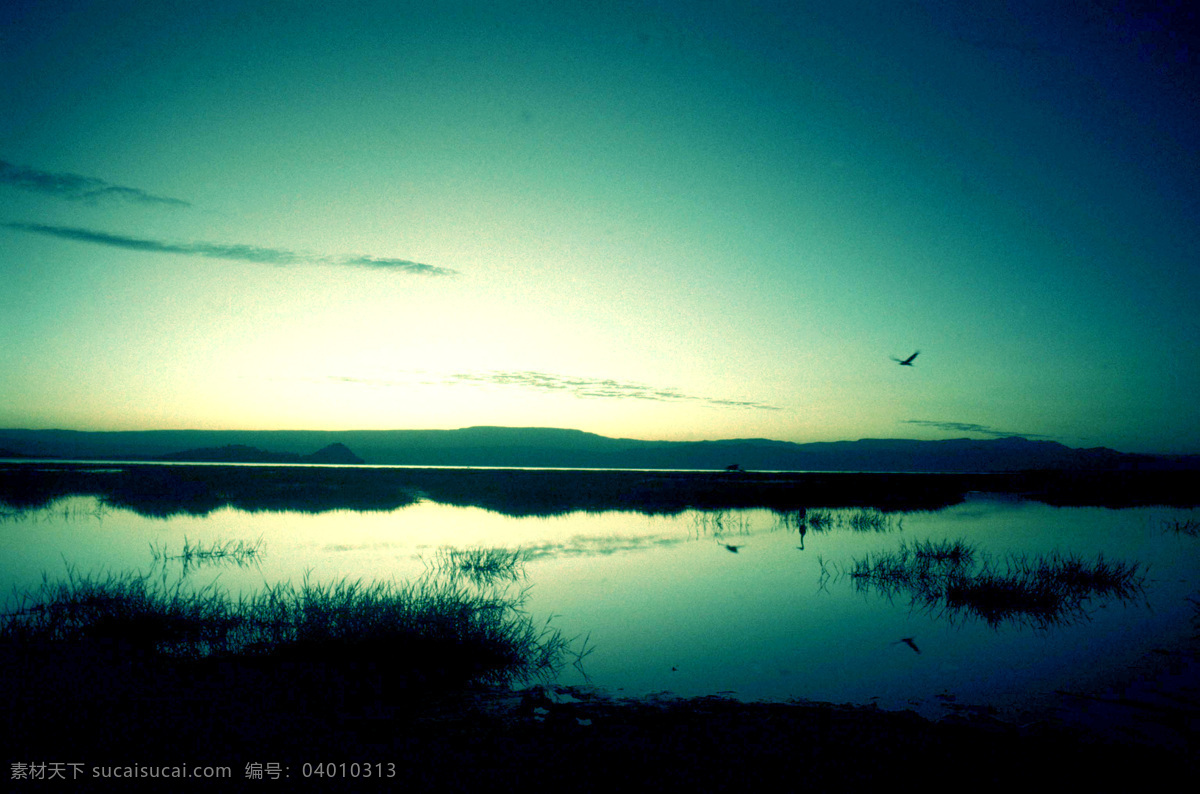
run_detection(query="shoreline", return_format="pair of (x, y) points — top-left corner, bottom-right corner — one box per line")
(3, 638), (1196, 790)
(4, 462), (1198, 517)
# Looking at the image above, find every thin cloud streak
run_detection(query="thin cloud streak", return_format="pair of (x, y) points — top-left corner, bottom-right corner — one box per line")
(902, 419), (1053, 439)
(0, 160), (192, 207)
(1, 222), (460, 276)
(446, 370), (780, 409)
(321, 370), (780, 410)
(522, 534), (686, 560)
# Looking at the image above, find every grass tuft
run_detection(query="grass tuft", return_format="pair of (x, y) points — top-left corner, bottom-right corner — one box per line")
(846, 541), (1143, 628)
(2, 542), (577, 688)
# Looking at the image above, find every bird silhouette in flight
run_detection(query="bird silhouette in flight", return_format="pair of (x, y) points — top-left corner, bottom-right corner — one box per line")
(892, 637), (921, 654)
(717, 540), (742, 553)
(891, 351), (920, 366)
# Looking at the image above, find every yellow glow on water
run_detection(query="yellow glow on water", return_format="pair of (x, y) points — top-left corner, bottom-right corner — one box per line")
(4, 494), (1198, 716)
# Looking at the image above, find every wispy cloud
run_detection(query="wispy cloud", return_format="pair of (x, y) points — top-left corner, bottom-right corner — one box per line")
(1, 222), (460, 276)
(447, 370), (780, 409)
(901, 419), (1053, 439)
(522, 533), (686, 560)
(321, 370), (780, 410)
(0, 160), (192, 207)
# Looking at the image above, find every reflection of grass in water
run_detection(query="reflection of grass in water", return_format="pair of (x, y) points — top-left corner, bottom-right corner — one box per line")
(2, 544), (577, 687)
(689, 509), (754, 538)
(771, 507), (907, 538)
(807, 510), (834, 530)
(847, 541), (1143, 629)
(1163, 517), (1200, 537)
(907, 538), (975, 565)
(427, 546), (529, 586)
(783, 508), (901, 534)
(0, 499), (111, 524)
(773, 508), (807, 532)
(149, 535), (263, 576)
(847, 509), (901, 533)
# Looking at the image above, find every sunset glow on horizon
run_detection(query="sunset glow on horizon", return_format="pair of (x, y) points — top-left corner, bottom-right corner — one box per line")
(2, 1), (1197, 454)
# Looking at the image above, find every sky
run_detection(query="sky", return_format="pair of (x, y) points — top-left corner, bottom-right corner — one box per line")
(1, 1), (1197, 454)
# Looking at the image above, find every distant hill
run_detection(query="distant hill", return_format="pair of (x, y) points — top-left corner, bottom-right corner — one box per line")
(156, 443), (364, 465)
(0, 427), (1195, 472)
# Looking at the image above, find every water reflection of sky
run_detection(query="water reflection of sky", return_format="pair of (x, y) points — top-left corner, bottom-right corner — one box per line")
(2, 494), (1196, 719)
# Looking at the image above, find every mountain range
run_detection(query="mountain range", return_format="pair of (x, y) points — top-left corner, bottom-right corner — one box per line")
(1, 427), (1196, 472)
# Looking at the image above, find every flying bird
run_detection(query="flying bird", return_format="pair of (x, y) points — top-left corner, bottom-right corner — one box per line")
(891, 351), (920, 366)
(892, 637), (921, 654)
(717, 541), (742, 554)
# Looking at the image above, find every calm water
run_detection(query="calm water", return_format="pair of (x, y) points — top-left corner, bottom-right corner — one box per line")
(2, 490), (1197, 719)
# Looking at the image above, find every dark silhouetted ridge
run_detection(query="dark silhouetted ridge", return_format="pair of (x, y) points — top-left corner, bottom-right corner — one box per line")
(156, 443), (364, 465)
(0, 428), (1195, 471)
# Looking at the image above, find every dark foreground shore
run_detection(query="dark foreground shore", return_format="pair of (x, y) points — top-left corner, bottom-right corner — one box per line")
(3, 638), (1197, 792)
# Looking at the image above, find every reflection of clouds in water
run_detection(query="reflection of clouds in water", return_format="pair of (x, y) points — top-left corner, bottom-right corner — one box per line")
(523, 534), (685, 560)
(517, 509), (784, 559)
(322, 541), (408, 553)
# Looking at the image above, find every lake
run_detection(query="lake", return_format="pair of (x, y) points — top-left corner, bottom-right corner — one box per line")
(2, 464), (1197, 722)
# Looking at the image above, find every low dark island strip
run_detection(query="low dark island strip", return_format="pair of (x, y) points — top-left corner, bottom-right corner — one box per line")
(2, 462), (1198, 518)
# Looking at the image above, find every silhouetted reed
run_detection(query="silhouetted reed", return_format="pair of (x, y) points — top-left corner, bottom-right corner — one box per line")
(236, 573), (567, 685)
(2, 547), (574, 686)
(847, 541), (1143, 628)
(1, 565), (237, 657)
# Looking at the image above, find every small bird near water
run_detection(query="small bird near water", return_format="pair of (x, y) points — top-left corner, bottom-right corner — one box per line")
(891, 351), (920, 366)
(892, 637), (921, 654)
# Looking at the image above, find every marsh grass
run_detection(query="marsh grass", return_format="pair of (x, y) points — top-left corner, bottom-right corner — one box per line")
(2, 544), (576, 687)
(1, 565), (239, 658)
(235, 573), (569, 684)
(847, 541), (1143, 628)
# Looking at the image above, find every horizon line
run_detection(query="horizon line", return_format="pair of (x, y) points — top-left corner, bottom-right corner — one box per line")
(2, 425), (1187, 457)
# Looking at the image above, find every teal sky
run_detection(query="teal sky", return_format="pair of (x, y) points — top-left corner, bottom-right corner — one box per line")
(2, 1), (1197, 453)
